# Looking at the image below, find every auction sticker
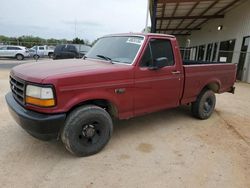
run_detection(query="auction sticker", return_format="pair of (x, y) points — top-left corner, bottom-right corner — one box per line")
(126, 37), (143, 45)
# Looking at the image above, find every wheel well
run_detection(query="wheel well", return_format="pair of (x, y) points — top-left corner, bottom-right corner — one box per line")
(16, 53), (24, 57)
(68, 99), (118, 118)
(204, 82), (220, 93)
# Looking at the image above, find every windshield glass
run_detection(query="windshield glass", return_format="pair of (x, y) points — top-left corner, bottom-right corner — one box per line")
(86, 36), (144, 64)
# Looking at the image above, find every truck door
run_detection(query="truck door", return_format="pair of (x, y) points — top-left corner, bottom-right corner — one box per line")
(6, 46), (16, 57)
(134, 38), (182, 116)
(38, 46), (45, 56)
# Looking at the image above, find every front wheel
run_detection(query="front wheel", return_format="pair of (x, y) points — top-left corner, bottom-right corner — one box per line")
(191, 89), (216, 120)
(16, 54), (24, 60)
(61, 105), (113, 157)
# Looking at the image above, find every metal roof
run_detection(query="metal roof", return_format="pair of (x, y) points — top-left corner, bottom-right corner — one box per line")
(150, 0), (247, 36)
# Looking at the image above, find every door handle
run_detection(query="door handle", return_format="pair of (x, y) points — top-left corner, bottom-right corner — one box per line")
(172, 71), (181, 75)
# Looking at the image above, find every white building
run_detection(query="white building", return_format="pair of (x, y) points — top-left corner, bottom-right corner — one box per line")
(150, 0), (250, 83)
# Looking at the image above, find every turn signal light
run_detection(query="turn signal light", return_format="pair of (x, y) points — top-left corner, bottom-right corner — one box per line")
(26, 96), (55, 107)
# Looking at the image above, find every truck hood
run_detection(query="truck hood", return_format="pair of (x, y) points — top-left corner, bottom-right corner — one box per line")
(11, 59), (131, 83)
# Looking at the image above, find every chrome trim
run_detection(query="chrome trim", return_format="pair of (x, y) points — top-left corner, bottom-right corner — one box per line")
(9, 75), (25, 105)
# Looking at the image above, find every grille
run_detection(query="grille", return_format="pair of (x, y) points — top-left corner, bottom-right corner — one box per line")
(10, 76), (25, 104)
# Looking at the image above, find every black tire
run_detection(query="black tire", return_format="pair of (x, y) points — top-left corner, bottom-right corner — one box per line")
(191, 89), (216, 120)
(16, 54), (24, 60)
(48, 53), (53, 58)
(61, 105), (113, 157)
(33, 54), (40, 60)
(52, 55), (57, 60)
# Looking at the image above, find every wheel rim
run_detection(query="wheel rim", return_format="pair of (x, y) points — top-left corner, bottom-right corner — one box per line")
(17, 55), (22, 60)
(203, 97), (213, 113)
(78, 121), (102, 146)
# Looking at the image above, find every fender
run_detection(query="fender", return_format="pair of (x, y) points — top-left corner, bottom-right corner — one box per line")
(201, 78), (221, 93)
(64, 90), (120, 112)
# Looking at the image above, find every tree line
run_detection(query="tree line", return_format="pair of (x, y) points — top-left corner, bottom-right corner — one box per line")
(0, 35), (92, 48)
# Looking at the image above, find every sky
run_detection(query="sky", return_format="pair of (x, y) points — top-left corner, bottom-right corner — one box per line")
(0, 0), (150, 42)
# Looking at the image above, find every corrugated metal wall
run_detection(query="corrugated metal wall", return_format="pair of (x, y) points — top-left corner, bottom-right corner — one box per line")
(188, 1), (250, 82)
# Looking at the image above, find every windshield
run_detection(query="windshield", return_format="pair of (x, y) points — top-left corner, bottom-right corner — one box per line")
(85, 36), (144, 64)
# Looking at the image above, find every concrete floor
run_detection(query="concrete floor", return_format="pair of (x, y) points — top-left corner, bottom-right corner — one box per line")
(0, 59), (249, 188)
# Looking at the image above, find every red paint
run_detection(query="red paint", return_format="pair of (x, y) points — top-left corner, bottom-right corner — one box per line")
(10, 33), (237, 119)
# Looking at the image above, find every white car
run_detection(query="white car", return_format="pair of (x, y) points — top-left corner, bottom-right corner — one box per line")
(0, 45), (30, 60)
(30, 45), (54, 58)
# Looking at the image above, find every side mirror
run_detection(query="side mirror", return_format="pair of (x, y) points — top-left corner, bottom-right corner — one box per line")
(148, 57), (168, 70)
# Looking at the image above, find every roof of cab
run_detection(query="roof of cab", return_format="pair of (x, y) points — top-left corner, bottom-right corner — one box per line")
(104, 32), (176, 38)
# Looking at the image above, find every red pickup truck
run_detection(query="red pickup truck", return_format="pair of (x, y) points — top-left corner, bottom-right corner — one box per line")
(6, 33), (236, 156)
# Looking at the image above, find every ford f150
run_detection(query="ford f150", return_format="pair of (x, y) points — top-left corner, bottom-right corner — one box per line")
(5, 33), (236, 156)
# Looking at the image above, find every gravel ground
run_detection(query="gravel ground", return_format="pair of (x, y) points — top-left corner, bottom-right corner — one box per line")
(0, 60), (249, 188)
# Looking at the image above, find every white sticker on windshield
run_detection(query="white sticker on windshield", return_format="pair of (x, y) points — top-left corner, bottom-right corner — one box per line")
(126, 37), (143, 45)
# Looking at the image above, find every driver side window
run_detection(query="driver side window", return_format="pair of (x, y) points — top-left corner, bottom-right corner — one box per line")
(140, 39), (175, 67)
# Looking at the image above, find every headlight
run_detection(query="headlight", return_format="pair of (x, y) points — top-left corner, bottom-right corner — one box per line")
(25, 85), (55, 107)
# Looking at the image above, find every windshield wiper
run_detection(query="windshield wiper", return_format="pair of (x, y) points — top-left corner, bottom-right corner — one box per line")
(96, 55), (113, 64)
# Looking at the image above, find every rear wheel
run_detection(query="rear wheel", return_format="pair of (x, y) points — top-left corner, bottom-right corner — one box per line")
(16, 54), (24, 60)
(33, 54), (40, 60)
(191, 89), (216, 120)
(48, 52), (53, 58)
(61, 105), (113, 157)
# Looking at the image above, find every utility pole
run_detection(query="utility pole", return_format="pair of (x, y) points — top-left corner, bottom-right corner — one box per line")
(74, 19), (77, 39)
(145, 0), (150, 33)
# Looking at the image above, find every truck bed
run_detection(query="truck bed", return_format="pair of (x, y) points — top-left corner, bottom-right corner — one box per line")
(183, 60), (227, 65)
(181, 63), (237, 105)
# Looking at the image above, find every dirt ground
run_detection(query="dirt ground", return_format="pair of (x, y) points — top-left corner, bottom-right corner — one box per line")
(0, 60), (249, 188)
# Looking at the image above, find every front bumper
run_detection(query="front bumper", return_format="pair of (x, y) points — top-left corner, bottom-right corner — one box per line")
(5, 92), (66, 140)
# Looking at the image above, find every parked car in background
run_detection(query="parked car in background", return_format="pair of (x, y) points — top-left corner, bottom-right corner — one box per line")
(28, 49), (44, 60)
(0, 45), (30, 60)
(30, 45), (54, 59)
(53, 44), (91, 60)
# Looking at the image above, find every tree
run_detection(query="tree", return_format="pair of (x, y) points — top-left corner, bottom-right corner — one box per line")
(84, 39), (91, 46)
(141, 26), (151, 33)
(0, 35), (89, 47)
(91, 38), (99, 46)
(72, 37), (85, 44)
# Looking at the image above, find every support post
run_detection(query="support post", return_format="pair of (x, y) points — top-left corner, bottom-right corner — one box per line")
(151, 0), (158, 33)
